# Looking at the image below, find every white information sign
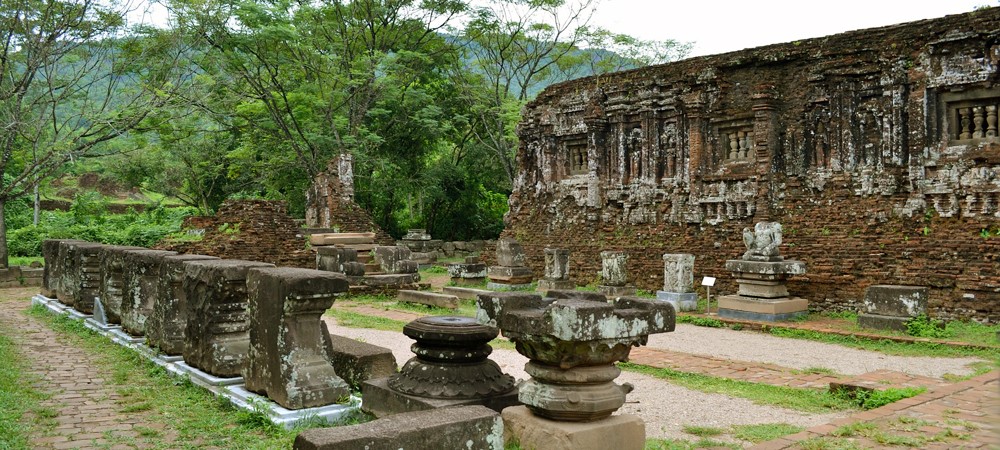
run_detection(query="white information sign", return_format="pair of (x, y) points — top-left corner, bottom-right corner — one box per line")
(701, 276), (716, 287)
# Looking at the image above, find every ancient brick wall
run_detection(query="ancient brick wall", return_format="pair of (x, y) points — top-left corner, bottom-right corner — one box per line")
(507, 8), (1000, 322)
(157, 200), (314, 268)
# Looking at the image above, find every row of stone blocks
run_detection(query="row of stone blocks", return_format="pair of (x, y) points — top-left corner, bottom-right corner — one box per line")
(40, 239), (396, 412)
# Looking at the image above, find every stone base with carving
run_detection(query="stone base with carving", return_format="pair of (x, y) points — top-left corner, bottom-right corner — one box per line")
(537, 279), (576, 291)
(597, 285), (635, 297)
(656, 291), (698, 312)
(501, 406), (644, 450)
(361, 377), (520, 418)
(717, 295), (808, 322)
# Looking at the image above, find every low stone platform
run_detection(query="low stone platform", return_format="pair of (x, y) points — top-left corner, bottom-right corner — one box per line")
(717, 295), (808, 322)
(294, 405), (503, 450)
(442, 286), (491, 300)
(537, 279), (575, 290)
(597, 285), (636, 297)
(501, 405), (644, 450)
(361, 377), (520, 418)
(396, 290), (459, 309)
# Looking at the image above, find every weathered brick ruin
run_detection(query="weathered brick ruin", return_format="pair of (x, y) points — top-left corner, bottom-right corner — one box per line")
(159, 200), (313, 268)
(506, 8), (1000, 322)
(304, 154), (395, 245)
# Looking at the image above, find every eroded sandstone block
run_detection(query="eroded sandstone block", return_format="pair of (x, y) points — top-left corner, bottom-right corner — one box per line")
(325, 334), (397, 392)
(372, 246), (416, 274)
(60, 242), (105, 312)
(146, 254), (219, 355)
(120, 250), (178, 336)
(244, 267), (351, 409)
(316, 246), (358, 273)
(98, 245), (145, 324)
(41, 239), (82, 298)
(183, 259), (274, 378)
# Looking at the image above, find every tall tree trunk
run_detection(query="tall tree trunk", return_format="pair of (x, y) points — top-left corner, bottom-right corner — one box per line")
(34, 183), (40, 226)
(0, 200), (8, 269)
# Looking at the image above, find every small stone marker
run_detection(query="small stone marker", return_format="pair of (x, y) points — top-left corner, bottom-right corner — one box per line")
(244, 267), (350, 409)
(41, 239), (83, 298)
(656, 253), (697, 312)
(538, 248), (574, 290)
(486, 238), (534, 291)
(598, 250), (635, 297)
(858, 285), (929, 331)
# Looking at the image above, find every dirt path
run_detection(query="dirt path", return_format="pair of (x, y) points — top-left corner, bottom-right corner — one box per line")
(0, 288), (174, 449)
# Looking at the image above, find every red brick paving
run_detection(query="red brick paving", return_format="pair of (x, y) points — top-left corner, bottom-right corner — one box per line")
(0, 288), (174, 449)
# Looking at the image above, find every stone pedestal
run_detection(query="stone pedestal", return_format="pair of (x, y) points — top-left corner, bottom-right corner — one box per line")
(502, 405), (644, 450)
(244, 267), (350, 410)
(858, 285), (929, 331)
(597, 251), (633, 296)
(147, 254), (219, 356)
(362, 316), (517, 417)
(538, 248), (575, 291)
(656, 253), (697, 312)
(121, 250), (178, 336)
(487, 238), (534, 290)
(447, 260), (487, 286)
(477, 292), (674, 422)
(183, 259), (275, 378)
(718, 259), (808, 322)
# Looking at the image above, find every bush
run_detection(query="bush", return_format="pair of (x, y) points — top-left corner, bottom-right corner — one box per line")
(906, 315), (953, 339)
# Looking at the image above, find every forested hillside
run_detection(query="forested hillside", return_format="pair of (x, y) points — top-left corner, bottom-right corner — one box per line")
(0, 0), (689, 266)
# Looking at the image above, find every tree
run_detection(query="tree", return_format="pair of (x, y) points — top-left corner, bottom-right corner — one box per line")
(456, 0), (691, 187)
(0, 0), (189, 267)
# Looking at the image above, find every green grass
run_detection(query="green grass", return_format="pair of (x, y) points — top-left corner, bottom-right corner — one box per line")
(731, 423), (805, 443)
(27, 305), (342, 449)
(325, 309), (407, 332)
(7, 256), (44, 267)
(619, 363), (857, 413)
(767, 326), (1000, 360)
(681, 425), (724, 437)
(676, 315), (725, 328)
(644, 437), (739, 449)
(0, 322), (48, 448)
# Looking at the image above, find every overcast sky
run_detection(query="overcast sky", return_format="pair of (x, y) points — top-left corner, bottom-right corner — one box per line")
(590, 0), (993, 57)
(133, 0), (994, 58)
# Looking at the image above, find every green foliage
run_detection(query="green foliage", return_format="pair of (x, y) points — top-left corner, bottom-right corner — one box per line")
(839, 387), (926, 410)
(7, 203), (197, 257)
(905, 315), (954, 339)
(766, 326), (1000, 359)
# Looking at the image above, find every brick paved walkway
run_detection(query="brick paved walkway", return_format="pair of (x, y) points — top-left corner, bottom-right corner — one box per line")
(751, 372), (999, 449)
(0, 288), (174, 449)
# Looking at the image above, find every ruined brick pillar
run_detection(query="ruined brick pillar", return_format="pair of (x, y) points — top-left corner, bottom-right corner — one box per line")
(752, 86), (778, 221)
(305, 153), (354, 228)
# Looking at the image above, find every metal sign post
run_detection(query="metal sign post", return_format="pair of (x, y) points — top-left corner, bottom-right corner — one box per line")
(701, 276), (716, 315)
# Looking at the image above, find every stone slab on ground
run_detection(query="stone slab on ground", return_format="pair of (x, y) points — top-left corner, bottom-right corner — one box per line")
(396, 289), (459, 309)
(717, 295), (808, 321)
(501, 405), (644, 450)
(598, 285), (636, 297)
(326, 333), (397, 391)
(443, 286), (491, 300)
(294, 405), (503, 450)
(857, 313), (910, 332)
(361, 376), (521, 418)
(863, 285), (928, 317)
(362, 273), (420, 287)
(537, 279), (575, 290)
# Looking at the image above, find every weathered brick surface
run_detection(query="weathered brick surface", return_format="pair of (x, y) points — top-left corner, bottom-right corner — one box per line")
(158, 200), (314, 268)
(505, 9), (1000, 322)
